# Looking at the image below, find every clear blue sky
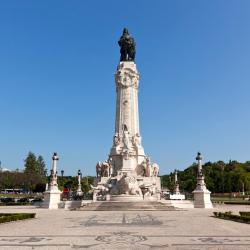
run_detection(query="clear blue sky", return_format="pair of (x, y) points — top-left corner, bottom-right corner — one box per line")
(0, 1), (250, 176)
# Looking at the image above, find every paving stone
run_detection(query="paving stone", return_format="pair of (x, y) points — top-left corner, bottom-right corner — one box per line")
(0, 205), (249, 249)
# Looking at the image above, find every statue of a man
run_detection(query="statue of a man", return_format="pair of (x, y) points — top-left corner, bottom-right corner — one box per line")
(118, 28), (136, 62)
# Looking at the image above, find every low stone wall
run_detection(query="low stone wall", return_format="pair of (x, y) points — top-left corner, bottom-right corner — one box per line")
(62, 200), (93, 210)
(161, 200), (194, 209)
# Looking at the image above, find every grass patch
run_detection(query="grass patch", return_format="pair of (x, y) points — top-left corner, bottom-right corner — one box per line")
(0, 213), (36, 224)
(213, 211), (250, 224)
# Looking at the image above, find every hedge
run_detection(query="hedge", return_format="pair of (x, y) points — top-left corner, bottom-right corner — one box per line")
(0, 202), (32, 206)
(239, 211), (250, 217)
(224, 201), (250, 205)
(0, 213), (36, 224)
(213, 211), (250, 224)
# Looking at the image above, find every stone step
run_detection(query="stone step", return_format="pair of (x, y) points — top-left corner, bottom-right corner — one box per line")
(78, 201), (177, 211)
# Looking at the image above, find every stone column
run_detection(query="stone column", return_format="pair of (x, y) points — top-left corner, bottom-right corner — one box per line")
(115, 61), (140, 137)
(76, 169), (83, 196)
(192, 152), (213, 208)
(173, 169), (180, 195)
(170, 169), (185, 200)
(43, 153), (62, 209)
(50, 153), (59, 189)
(110, 61), (146, 175)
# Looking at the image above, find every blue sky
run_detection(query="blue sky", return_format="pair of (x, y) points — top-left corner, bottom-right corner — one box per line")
(0, 1), (250, 175)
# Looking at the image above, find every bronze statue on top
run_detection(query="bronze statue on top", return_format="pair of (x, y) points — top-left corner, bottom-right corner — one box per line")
(118, 28), (136, 62)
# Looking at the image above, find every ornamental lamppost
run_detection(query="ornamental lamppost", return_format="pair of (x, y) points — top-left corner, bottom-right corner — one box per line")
(43, 152), (62, 209)
(76, 169), (83, 196)
(192, 152), (213, 208)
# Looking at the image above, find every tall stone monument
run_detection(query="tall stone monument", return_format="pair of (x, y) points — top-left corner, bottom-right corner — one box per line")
(76, 169), (83, 196)
(43, 153), (62, 209)
(170, 169), (185, 200)
(94, 28), (161, 201)
(173, 169), (180, 195)
(193, 152), (213, 208)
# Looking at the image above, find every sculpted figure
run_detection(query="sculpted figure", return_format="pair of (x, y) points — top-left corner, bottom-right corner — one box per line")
(144, 157), (151, 177)
(123, 131), (131, 150)
(119, 176), (141, 195)
(101, 161), (110, 177)
(96, 162), (102, 178)
(118, 28), (136, 62)
(109, 179), (119, 195)
(113, 133), (120, 146)
(108, 158), (113, 176)
(132, 133), (141, 147)
(140, 159), (148, 177)
(90, 184), (109, 196)
(147, 185), (157, 196)
(151, 163), (159, 177)
(137, 158), (150, 177)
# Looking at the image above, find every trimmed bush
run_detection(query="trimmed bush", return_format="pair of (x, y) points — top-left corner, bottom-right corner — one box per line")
(239, 211), (250, 217)
(0, 202), (32, 206)
(0, 213), (36, 224)
(224, 201), (250, 205)
(213, 211), (250, 224)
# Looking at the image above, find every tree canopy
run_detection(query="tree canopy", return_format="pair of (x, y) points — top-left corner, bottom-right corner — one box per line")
(161, 160), (250, 194)
(24, 152), (46, 177)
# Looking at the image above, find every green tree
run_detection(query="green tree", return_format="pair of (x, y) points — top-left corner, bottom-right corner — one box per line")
(36, 155), (46, 177)
(24, 152), (38, 174)
(160, 159), (250, 195)
(23, 152), (47, 192)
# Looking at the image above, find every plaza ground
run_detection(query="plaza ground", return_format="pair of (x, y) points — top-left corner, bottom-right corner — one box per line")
(0, 204), (249, 249)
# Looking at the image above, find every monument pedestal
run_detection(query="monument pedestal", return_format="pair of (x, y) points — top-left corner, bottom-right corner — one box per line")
(193, 189), (213, 208)
(42, 153), (62, 209)
(170, 170), (185, 200)
(192, 152), (213, 208)
(110, 194), (143, 202)
(170, 194), (185, 200)
(43, 189), (62, 209)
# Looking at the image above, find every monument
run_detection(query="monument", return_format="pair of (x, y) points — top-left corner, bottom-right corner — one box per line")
(43, 153), (62, 209)
(170, 169), (185, 200)
(76, 170), (83, 197)
(93, 28), (161, 201)
(193, 152), (213, 208)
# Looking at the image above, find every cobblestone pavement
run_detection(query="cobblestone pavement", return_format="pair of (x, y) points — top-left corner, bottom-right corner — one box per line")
(0, 205), (249, 249)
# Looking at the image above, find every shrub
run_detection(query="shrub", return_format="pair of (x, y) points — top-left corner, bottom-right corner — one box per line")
(239, 211), (250, 217)
(214, 211), (250, 224)
(224, 201), (250, 205)
(0, 202), (32, 206)
(0, 213), (35, 224)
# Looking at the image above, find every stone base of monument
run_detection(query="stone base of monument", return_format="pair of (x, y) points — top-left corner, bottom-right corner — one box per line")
(42, 189), (62, 209)
(78, 201), (176, 211)
(62, 200), (92, 210)
(193, 189), (213, 208)
(161, 199), (194, 209)
(169, 194), (186, 200)
(110, 194), (143, 202)
(94, 176), (161, 202)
